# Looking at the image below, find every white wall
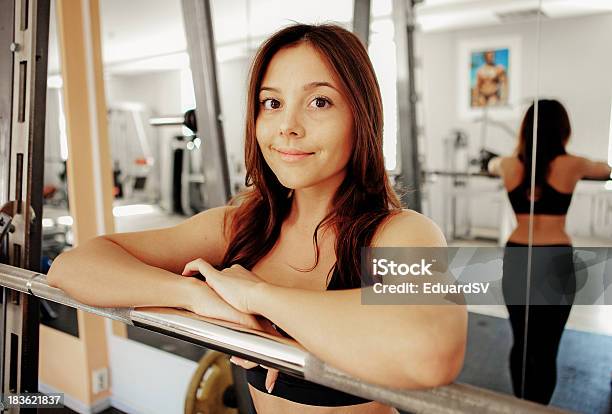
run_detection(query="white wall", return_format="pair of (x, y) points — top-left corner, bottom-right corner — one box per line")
(537, 13), (612, 156)
(107, 331), (198, 414)
(106, 71), (183, 115)
(44, 88), (65, 189)
(216, 56), (252, 194)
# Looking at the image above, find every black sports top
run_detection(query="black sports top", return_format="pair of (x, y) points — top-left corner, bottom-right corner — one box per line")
(245, 266), (372, 406)
(507, 179), (573, 215)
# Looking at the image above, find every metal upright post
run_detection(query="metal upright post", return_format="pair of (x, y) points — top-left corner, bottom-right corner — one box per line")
(181, 0), (231, 207)
(393, 0), (422, 212)
(0, 0), (15, 216)
(0, 0), (50, 409)
(0, 0), (16, 401)
(353, 0), (371, 47)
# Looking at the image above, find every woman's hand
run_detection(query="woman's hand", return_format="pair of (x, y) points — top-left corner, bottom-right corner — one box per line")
(183, 260), (280, 392)
(230, 356), (279, 394)
(182, 259), (263, 314)
(180, 276), (262, 330)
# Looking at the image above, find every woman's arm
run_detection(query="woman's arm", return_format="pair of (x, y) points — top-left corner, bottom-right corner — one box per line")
(202, 211), (467, 389)
(48, 237), (196, 309)
(577, 156), (612, 179)
(47, 206), (233, 308)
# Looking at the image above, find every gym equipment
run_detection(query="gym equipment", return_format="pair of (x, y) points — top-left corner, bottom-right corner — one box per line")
(108, 104), (156, 202)
(152, 109), (206, 215)
(150, 108), (198, 134)
(0, 0), (50, 400)
(184, 350), (238, 414)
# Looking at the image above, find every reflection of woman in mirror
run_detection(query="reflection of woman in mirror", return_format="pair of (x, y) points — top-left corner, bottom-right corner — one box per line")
(48, 24), (467, 413)
(488, 99), (612, 404)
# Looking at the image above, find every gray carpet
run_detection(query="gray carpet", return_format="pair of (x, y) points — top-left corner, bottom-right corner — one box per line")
(458, 312), (612, 414)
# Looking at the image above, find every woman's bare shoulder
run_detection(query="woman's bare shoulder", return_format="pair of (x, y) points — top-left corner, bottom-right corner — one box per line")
(553, 153), (579, 164)
(372, 209), (447, 248)
(550, 153), (597, 179)
(184, 204), (239, 231)
(559, 153), (612, 179)
(189, 204), (240, 245)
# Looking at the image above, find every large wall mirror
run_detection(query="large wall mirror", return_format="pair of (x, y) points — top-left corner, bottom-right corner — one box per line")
(414, 2), (612, 413)
(523, 2), (612, 413)
(412, 0), (541, 403)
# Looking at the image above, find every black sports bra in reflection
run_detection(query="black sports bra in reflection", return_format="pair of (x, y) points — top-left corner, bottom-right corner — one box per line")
(245, 266), (372, 406)
(507, 180), (573, 215)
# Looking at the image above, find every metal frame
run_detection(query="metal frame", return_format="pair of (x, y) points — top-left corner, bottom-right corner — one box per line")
(393, 0), (422, 212)
(0, 0), (14, 400)
(0, 0), (15, 217)
(0, 263), (571, 413)
(0, 0), (50, 405)
(181, 0), (231, 207)
(352, 0), (371, 47)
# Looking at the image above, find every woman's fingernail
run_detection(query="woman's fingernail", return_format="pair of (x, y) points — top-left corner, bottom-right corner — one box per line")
(266, 384), (273, 394)
(229, 357), (237, 364)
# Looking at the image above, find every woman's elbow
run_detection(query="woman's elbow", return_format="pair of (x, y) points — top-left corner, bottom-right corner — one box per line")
(46, 251), (72, 289)
(398, 343), (465, 390)
(426, 342), (466, 387)
(397, 327), (467, 389)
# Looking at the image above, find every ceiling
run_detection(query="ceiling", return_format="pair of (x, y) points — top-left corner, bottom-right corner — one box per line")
(415, 0), (612, 31)
(47, 0), (612, 75)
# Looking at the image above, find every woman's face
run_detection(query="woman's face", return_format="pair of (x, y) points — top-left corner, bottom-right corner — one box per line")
(256, 42), (354, 190)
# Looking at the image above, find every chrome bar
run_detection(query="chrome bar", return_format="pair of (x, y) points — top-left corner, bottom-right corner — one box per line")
(148, 116), (185, 126)
(0, 264), (133, 324)
(130, 309), (306, 376)
(0, 263), (571, 413)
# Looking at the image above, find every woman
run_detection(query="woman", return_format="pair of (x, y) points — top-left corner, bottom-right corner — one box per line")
(48, 24), (467, 413)
(488, 99), (611, 404)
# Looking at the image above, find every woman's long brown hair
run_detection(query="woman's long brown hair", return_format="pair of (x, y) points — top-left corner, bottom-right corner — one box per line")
(515, 99), (570, 196)
(219, 24), (402, 288)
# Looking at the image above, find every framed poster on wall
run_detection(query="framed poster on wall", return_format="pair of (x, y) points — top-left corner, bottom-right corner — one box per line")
(457, 36), (522, 120)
